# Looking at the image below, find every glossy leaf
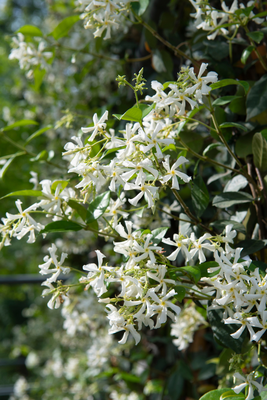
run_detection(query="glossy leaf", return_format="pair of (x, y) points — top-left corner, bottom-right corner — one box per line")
(0, 190), (43, 200)
(246, 31), (264, 44)
(235, 132), (254, 158)
(212, 96), (242, 106)
(2, 119), (38, 131)
(86, 191), (111, 223)
(203, 143), (223, 156)
(150, 227), (169, 245)
(173, 285), (186, 302)
(51, 180), (69, 193)
(120, 106), (142, 122)
(223, 175), (248, 192)
(247, 74), (267, 120)
(208, 309), (245, 353)
(237, 239), (267, 258)
(16, 25), (43, 36)
(198, 261), (220, 278)
(179, 266), (201, 284)
(67, 200), (87, 221)
(51, 15), (80, 40)
(219, 122), (248, 132)
(213, 192), (254, 208)
(191, 176), (209, 217)
(211, 79), (250, 94)
(241, 45), (254, 64)
(25, 125), (52, 144)
(199, 388), (241, 400)
(41, 220), (83, 233)
(252, 132), (267, 171)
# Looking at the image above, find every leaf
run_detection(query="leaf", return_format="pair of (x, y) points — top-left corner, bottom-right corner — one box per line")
(241, 45), (255, 64)
(41, 220), (83, 233)
(173, 285), (186, 302)
(177, 106), (204, 135)
(24, 125), (52, 144)
(235, 132), (254, 158)
(203, 143), (223, 156)
(198, 261), (220, 278)
(249, 260), (267, 274)
(2, 119), (38, 131)
(67, 200), (87, 221)
(86, 191), (111, 223)
(191, 176), (210, 217)
(0, 190), (43, 200)
(199, 388), (241, 400)
(252, 132), (267, 171)
(51, 180), (69, 193)
(212, 96), (242, 106)
(152, 50), (166, 73)
(213, 192), (254, 208)
(150, 227), (169, 245)
(50, 15), (80, 40)
(219, 122), (248, 132)
(33, 66), (46, 90)
(211, 79), (250, 94)
(16, 25), (43, 36)
(0, 154), (23, 179)
(246, 31), (264, 44)
(120, 106), (142, 122)
(141, 103), (155, 119)
(247, 74), (267, 120)
(207, 309), (245, 353)
(179, 266), (201, 284)
(30, 150), (48, 161)
(137, 0), (149, 15)
(210, 220), (246, 235)
(237, 239), (267, 258)
(261, 129), (267, 141)
(224, 175), (248, 192)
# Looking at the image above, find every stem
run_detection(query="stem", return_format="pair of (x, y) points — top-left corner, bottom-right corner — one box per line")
(255, 167), (267, 209)
(132, 10), (198, 67)
(172, 189), (213, 234)
(178, 136), (240, 174)
(1, 132), (65, 170)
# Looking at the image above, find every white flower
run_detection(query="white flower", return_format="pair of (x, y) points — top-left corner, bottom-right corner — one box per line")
(81, 110), (108, 141)
(233, 372), (265, 400)
(161, 155), (191, 190)
(81, 250), (112, 296)
(38, 243), (69, 283)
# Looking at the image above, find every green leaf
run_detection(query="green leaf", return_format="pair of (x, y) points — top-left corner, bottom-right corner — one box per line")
(235, 132), (254, 158)
(249, 260), (267, 274)
(33, 66), (46, 90)
(246, 31), (264, 44)
(203, 143), (223, 156)
(212, 96), (242, 106)
(86, 191), (111, 223)
(237, 239), (267, 258)
(224, 175), (248, 192)
(199, 388), (243, 400)
(67, 200), (87, 221)
(247, 74), (267, 120)
(208, 309), (245, 353)
(0, 190), (43, 200)
(120, 106), (142, 122)
(261, 129), (267, 141)
(179, 266), (201, 284)
(212, 192), (254, 208)
(141, 103), (155, 119)
(173, 286), (186, 302)
(50, 15), (80, 40)
(16, 25), (43, 37)
(51, 180), (69, 193)
(150, 227), (168, 245)
(180, 130), (204, 154)
(2, 119), (38, 131)
(0, 154), (24, 179)
(177, 106), (204, 135)
(137, 0), (149, 15)
(24, 125), (52, 144)
(211, 79), (250, 94)
(198, 261), (220, 278)
(241, 45), (255, 64)
(219, 122), (248, 131)
(41, 220), (83, 233)
(30, 150), (48, 161)
(191, 176), (209, 217)
(210, 220), (246, 235)
(252, 132), (267, 171)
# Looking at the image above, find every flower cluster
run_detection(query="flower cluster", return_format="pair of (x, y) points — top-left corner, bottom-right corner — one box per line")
(76, 0), (136, 40)
(189, 0), (264, 40)
(9, 33), (53, 78)
(171, 303), (206, 350)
